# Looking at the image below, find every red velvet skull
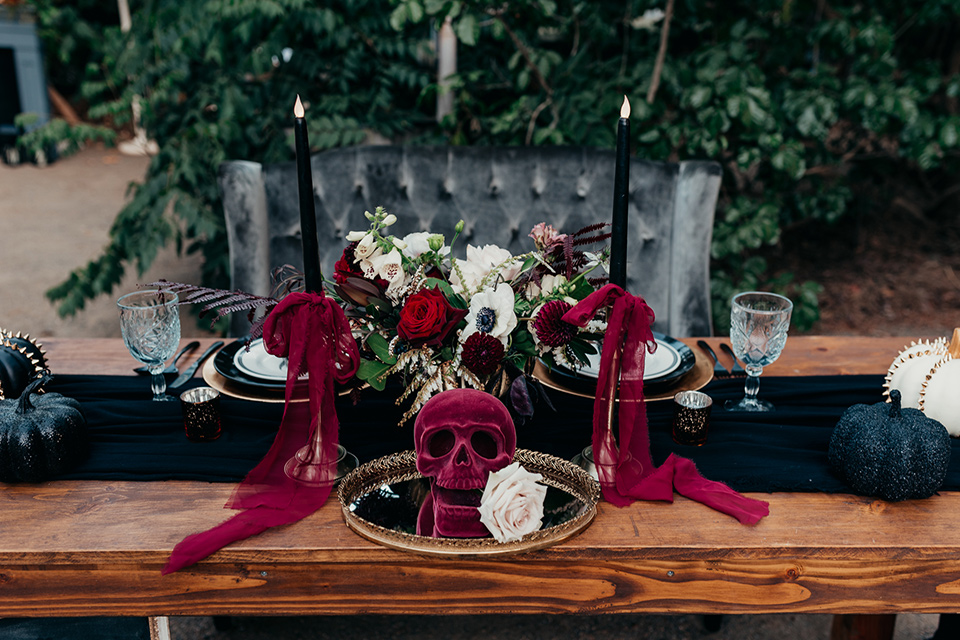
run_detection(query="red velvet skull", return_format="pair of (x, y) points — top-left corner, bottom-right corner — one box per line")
(414, 388), (516, 538)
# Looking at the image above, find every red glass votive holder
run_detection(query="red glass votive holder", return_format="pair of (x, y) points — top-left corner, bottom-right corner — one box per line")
(179, 386), (222, 442)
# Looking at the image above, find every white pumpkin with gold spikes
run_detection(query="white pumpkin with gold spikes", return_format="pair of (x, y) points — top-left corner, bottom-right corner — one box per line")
(919, 329), (960, 437)
(884, 336), (948, 409)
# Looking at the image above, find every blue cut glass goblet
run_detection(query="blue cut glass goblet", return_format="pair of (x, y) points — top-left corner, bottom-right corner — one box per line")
(117, 290), (181, 401)
(725, 291), (793, 412)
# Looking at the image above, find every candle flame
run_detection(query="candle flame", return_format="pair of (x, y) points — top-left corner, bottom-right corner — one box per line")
(621, 95), (631, 119)
(294, 95), (304, 118)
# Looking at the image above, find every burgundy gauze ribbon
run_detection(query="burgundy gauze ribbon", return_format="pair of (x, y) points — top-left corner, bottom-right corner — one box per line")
(561, 284), (768, 524)
(163, 291), (360, 574)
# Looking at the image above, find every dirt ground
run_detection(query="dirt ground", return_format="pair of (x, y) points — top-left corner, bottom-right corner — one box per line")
(0, 146), (212, 339)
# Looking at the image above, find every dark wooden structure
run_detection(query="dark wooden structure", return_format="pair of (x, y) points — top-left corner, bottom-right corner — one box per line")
(0, 336), (953, 640)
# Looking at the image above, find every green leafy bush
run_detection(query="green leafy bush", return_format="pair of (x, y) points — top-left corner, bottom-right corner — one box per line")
(37, 0), (960, 333)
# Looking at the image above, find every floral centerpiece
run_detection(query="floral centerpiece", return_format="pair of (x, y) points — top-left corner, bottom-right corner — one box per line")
(333, 207), (610, 423)
(152, 206), (610, 424)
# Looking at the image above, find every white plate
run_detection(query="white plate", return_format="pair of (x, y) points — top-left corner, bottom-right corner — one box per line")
(573, 338), (681, 381)
(233, 338), (295, 382)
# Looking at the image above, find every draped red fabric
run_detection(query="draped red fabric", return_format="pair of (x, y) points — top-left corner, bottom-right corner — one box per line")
(561, 284), (768, 525)
(162, 292), (360, 574)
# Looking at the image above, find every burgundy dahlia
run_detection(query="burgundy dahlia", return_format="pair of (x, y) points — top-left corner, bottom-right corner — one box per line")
(461, 332), (505, 377)
(532, 300), (577, 348)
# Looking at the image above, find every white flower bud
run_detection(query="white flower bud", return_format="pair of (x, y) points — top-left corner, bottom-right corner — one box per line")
(382, 213), (397, 227)
(345, 230), (366, 242)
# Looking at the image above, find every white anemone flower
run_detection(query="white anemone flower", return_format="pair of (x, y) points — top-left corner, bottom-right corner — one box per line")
(461, 283), (518, 344)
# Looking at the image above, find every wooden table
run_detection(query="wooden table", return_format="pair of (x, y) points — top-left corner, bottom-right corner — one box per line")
(0, 336), (955, 639)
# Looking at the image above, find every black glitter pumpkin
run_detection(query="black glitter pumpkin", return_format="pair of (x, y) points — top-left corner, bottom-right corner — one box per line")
(0, 375), (87, 483)
(828, 389), (951, 501)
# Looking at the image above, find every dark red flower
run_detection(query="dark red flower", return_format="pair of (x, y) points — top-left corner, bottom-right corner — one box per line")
(533, 300), (577, 348)
(334, 242), (390, 306)
(334, 242), (363, 284)
(461, 332), (505, 376)
(397, 287), (467, 347)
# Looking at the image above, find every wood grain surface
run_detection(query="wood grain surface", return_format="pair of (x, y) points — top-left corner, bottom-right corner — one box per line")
(3, 336), (959, 619)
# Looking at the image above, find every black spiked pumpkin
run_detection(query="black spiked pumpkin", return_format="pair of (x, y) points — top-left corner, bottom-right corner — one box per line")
(0, 328), (48, 401)
(828, 389), (951, 501)
(0, 376), (87, 483)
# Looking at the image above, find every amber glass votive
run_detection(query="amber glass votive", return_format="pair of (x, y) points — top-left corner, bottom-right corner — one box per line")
(672, 390), (712, 446)
(180, 387), (222, 442)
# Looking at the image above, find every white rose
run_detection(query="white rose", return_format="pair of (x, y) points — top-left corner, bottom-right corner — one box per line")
(401, 232), (451, 261)
(477, 462), (547, 543)
(451, 244), (521, 294)
(450, 260), (486, 294)
(401, 232), (432, 259)
(467, 244), (523, 281)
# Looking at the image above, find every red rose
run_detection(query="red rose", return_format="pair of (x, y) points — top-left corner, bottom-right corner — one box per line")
(397, 287), (467, 347)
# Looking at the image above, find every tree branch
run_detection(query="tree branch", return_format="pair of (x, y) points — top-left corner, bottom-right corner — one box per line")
(646, 0), (675, 105)
(525, 99), (552, 145)
(492, 11), (554, 97)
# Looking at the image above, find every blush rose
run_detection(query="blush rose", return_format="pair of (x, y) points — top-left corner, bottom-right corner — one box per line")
(397, 287), (467, 347)
(477, 462), (547, 543)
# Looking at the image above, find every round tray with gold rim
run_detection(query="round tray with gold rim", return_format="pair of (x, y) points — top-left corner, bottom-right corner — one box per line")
(338, 449), (600, 558)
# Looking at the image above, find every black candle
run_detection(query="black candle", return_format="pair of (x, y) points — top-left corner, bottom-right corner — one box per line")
(610, 95), (631, 289)
(293, 95), (323, 293)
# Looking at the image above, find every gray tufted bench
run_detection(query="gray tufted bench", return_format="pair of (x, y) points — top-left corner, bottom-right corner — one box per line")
(218, 146), (721, 336)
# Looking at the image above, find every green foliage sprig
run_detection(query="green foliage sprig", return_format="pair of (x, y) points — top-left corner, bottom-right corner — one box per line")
(35, 0), (960, 333)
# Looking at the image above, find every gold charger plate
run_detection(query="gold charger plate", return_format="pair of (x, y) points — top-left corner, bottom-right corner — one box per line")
(202, 356), (306, 403)
(532, 345), (714, 402)
(339, 449), (600, 558)
(202, 357), (369, 403)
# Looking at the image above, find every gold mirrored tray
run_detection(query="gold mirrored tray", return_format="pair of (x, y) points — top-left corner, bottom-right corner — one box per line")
(338, 449), (600, 557)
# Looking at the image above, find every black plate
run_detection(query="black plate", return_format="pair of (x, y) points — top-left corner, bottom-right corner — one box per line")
(213, 339), (288, 390)
(544, 332), (696, 396)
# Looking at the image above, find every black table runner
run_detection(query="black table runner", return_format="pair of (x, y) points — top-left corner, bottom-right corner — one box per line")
(47, 374), (960, 494)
